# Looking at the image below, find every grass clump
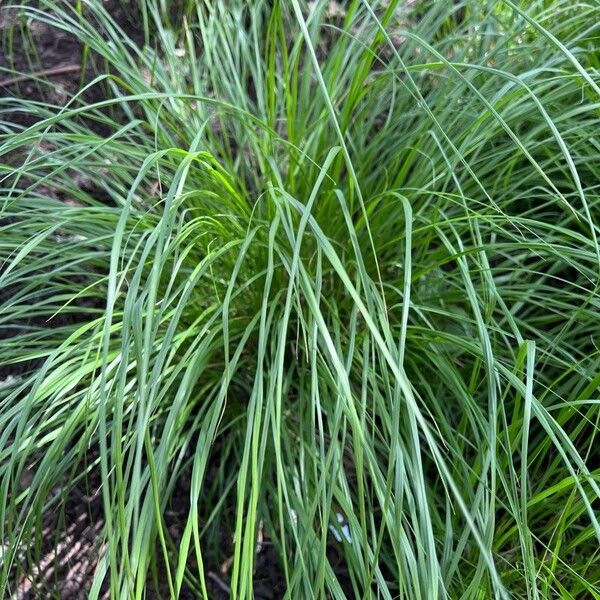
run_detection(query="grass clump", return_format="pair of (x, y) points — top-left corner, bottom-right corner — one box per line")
(1, 0), (600, 597)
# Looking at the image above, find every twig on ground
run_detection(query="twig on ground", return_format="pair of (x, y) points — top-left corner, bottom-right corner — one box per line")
(0, 64), (81, 88)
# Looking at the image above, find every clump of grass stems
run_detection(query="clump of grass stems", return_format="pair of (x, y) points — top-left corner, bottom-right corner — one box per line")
(1, 0), (600, 597)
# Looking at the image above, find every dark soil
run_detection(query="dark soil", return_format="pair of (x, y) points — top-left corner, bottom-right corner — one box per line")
(0, 1), (145, 128)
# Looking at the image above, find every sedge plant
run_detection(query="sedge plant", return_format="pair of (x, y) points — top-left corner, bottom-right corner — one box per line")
(1, 0), (600, 598)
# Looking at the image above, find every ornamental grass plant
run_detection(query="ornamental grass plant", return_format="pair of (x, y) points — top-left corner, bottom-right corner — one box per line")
(1, 0), (600, 597)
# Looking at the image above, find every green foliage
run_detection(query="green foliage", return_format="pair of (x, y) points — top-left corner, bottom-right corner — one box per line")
(1, 0), (600, 597)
